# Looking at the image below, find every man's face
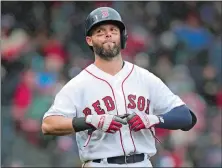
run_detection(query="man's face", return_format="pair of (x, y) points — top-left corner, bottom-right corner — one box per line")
(86, 23), (121, 60)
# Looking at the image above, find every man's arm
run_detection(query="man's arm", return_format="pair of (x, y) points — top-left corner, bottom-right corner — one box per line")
(126, 72), (197, 132)
(126, 105), (196, 131)
(125, 71), (197, 131)
(42, 116), (75, 135)
(41, 81), (88, 136)
(155, 105), (195, 130)
(42, 114), (128, 135)
(42, 116), (96, 135)
(148, 72), (197, 131)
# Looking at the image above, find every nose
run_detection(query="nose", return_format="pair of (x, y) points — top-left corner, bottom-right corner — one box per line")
(105, 31), (112, 38)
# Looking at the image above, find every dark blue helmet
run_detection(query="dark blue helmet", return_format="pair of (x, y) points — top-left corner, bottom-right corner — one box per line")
(85, 7), (128, 49)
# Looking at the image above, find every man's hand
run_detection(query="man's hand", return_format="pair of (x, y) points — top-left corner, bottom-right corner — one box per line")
(126, 112), (160, 132)
(85, 114), (127, 133)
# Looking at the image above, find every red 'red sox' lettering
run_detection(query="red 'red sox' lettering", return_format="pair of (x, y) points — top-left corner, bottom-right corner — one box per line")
(127, 94), (150, 114)
(128, 95), (136, 109)
(83, 107), (92, 116)
(145, 99), (150, 114)
(83, 95), (150, 115)
(138, 96), (145, 111)
(92, 100), (105, 115)
(102, 96), (115, 111)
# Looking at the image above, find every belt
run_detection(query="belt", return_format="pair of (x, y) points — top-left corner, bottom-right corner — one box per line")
(92, 153), (145, 164)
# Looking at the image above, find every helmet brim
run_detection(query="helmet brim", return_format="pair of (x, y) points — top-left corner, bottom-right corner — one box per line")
(86, 20), (125, 36)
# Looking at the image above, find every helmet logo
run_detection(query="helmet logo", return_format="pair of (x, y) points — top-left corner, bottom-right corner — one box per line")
(101, 9), (109, 18)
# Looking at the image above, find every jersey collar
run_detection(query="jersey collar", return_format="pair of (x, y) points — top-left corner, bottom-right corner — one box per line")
(85, 61), (134, 82)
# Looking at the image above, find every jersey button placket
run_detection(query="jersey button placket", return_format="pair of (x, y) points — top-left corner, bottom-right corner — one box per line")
(113, 80), (134, 155)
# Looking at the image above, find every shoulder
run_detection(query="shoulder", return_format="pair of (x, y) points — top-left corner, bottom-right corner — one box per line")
(57, 66), (92, 95)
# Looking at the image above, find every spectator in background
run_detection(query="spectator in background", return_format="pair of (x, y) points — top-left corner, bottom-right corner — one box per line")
(216, 87), (222, 109)
(35, 53), (64, 94)
(173, 12), (213, 53)
(12, 69), (35, 128)
(1, 13), (30, 167)
(209, 35), (222, 85)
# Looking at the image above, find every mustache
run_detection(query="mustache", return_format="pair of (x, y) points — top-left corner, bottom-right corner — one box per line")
(103, 40), (115, 44)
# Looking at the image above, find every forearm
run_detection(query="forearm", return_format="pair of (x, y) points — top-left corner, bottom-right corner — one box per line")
(42, 116), (75, 135)
(42, 116), (94, 136)
(155, 105), (193, 130)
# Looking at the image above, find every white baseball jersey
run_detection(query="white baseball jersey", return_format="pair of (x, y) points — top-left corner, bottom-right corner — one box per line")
(43, 61), (184, 163)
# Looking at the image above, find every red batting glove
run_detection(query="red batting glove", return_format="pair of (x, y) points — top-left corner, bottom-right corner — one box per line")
(85, 114), (127, 133)
(126, 112), (160, 132)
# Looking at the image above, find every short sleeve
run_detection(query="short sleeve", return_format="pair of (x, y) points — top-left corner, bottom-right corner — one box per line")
(43, 85), (77, 120)
(149, 73), (185, 115)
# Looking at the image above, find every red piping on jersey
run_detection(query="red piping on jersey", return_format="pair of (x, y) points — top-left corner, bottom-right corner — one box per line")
(85, 69), (126, 156)
(84, 133), (92, 147)
(121, 64), (136, 153)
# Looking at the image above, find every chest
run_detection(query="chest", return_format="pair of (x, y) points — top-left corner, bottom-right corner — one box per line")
(77, 75), (152, 117)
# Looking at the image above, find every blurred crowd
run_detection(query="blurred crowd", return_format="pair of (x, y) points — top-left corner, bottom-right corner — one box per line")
(1, 1), (222, 167)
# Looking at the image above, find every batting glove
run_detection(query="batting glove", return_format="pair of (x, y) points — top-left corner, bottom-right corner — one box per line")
(85, 114), (127, 133)
(126, 112), (161, 132)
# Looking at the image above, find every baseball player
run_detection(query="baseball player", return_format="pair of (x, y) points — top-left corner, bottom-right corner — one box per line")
(42, 7), (197, 167)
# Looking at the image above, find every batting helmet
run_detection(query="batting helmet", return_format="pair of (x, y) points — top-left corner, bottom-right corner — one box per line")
(85, 7), (128, 50)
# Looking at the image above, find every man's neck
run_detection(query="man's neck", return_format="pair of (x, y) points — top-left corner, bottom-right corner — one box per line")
(94, 55), (124, 76)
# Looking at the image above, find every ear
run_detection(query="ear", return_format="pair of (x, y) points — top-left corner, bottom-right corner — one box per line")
(86, 36), (93, 47)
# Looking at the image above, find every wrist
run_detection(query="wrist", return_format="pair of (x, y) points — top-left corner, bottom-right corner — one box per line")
(148, 115), (161, 126)
(72, 117), (94, 132)
(156, 116), (164, 124)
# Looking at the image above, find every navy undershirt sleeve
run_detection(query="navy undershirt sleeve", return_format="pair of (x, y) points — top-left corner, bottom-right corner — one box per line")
(155, 105), (193, 130)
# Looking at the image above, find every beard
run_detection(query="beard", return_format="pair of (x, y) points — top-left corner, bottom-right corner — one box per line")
(93, 41), (121, 61)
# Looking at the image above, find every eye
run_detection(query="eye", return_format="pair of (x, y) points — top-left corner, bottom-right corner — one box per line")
(97, 29), (102, 33)
(111, 27), (119, 33)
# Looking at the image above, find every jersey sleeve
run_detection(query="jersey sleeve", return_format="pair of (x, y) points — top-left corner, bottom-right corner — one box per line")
(148, 72), (185, 115)
(43, 84), (77, 119)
